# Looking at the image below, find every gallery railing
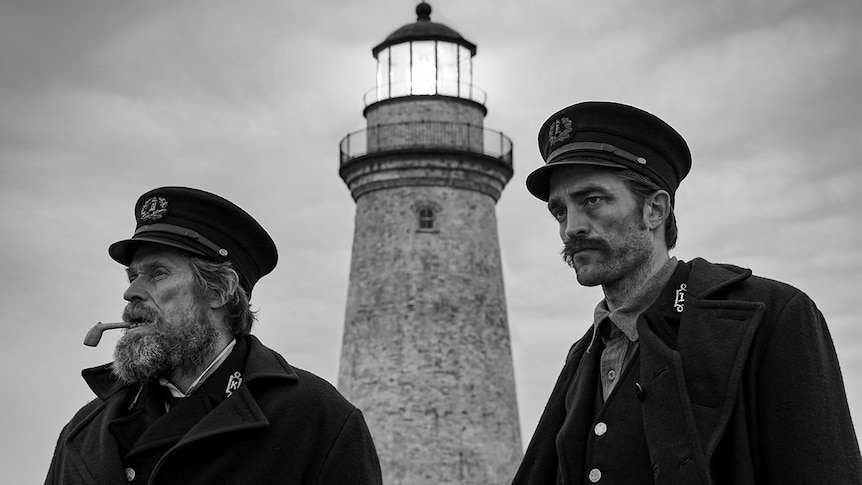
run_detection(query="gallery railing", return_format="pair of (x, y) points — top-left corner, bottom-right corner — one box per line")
(340, 120), (513, 167)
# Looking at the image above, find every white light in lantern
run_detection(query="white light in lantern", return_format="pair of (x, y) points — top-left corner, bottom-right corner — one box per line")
(410, 57), (436, 95)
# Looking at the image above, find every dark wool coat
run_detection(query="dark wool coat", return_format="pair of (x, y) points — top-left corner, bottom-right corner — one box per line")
(513, 258), (862, 485)
(46, 335), (382, 485)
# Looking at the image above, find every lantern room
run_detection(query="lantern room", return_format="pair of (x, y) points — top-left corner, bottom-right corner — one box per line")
(368, 2), (481, 104)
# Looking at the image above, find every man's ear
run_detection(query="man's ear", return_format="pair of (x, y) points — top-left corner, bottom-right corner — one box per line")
(643, 190), (671, 230)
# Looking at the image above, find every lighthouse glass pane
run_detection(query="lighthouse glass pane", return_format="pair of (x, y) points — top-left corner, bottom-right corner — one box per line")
(410, 41), (437, 95)
(376, 48), (390, 102)
(437, 42), (458, 97)
(458, 45), (472, 98)
(389, 43), (409, 98)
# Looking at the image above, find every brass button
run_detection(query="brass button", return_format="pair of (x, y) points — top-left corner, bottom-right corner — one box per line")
(594, 422), (607, 436)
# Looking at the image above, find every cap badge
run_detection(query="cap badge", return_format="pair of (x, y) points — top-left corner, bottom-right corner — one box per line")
(548, 117), (574, 147)
(140, 196), (168, 222)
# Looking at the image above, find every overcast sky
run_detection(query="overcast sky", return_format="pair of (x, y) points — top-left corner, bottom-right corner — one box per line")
(2, 0), (860, 482)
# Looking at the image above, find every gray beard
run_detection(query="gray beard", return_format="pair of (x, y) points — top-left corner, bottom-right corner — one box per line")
(111, 303), (218, 385)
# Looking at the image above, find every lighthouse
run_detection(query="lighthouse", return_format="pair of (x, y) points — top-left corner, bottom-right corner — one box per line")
(337, 3), (521, 484)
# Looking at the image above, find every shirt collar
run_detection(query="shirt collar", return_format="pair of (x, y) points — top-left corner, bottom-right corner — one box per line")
(159, 338), (237, 398)
(587, 257), (679, 351)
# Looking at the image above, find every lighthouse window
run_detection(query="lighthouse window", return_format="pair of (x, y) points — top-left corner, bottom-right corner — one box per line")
(418, 208), (435, 229)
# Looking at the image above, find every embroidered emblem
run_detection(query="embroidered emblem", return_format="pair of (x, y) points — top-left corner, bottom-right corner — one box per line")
(140, 196), (168, 222)
(674, 283), (687, 313)
(226, 371), (242, 397)
(548, 117), (574, 146)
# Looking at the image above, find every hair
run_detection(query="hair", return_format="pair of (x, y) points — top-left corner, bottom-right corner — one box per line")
(188, 257), (257, 337)
(614, 170), (679, 250)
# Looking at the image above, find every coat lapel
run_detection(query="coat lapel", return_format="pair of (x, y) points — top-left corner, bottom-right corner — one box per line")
(638, 258), (764, 484)
(171, 335), (297, 451)
(177, 383), (270, 447)
(64, 388), (139, 485)
(61, 335), (298, 484)
(132, 335), (296, 456)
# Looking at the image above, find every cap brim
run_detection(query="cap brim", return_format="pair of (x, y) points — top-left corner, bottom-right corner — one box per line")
(108, 236), (206, 266)
(526, 158), (626, 201)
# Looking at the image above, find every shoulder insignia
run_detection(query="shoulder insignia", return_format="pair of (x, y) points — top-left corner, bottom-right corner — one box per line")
(674, 283), (687, 313)
(226, 371), (242, 397)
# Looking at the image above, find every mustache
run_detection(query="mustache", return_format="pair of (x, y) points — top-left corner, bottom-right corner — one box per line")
(561, 236), (609, 261)
(122, 303), (159, 324)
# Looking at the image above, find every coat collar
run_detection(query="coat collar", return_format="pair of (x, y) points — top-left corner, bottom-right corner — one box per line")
(686, 257), (752, 299)
(67, 336), (298, 485)
(637, 258), (763, 483)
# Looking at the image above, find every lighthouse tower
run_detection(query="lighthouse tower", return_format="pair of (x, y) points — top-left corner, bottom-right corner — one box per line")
(337, 3), (521, 484)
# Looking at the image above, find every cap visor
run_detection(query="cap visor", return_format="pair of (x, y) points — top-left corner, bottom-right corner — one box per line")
(108, 236), (206, 266)
(526, 158), (626, 201)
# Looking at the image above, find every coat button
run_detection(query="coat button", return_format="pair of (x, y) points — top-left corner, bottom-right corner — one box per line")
(594, 422), (607, 436)
(635, 382), (645, 401)
(125, 467), (136, 482)
(589, 468), (602, 482)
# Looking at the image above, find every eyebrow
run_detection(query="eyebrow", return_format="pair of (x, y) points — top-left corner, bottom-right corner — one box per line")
(547, 183), (613, 208)
(125, 261), (166, 279)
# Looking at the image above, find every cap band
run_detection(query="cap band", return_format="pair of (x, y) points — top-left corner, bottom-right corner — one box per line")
(547, 142), (646, 165)
(134, 223), (228, 259)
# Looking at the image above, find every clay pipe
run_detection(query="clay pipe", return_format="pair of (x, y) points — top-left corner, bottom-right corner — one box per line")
(83, 322), (132, 347)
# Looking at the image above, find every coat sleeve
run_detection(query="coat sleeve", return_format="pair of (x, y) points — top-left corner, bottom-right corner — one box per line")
(315, 408), (383, 485)
(754, 292), (862, 483)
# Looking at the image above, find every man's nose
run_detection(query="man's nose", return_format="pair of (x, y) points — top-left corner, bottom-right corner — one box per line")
(123, 277), (147, 302)
(563, 209), (589, 239)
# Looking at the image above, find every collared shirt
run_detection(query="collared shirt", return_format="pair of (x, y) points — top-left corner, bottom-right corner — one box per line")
(589, 258), (679, 400)
(159, 338), (237, 408)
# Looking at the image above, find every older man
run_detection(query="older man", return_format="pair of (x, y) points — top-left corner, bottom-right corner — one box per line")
(46, 187), (382, 484)
(513, 102), (861, 484)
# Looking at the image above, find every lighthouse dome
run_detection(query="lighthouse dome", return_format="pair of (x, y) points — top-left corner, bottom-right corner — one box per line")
(372, 2), (476, 56)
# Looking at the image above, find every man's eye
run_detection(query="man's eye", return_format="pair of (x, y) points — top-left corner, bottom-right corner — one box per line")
(151, 269), (168, 279)
(549, 208), (566, 221)
(584, 196), (602, 206)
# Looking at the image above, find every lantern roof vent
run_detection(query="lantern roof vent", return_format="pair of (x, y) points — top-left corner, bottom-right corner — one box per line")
(372, 2), (476, 57)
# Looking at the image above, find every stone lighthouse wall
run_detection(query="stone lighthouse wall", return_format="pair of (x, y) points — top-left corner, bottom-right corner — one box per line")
(338, 179), (522, 484)
(364, 97), (487, 156)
